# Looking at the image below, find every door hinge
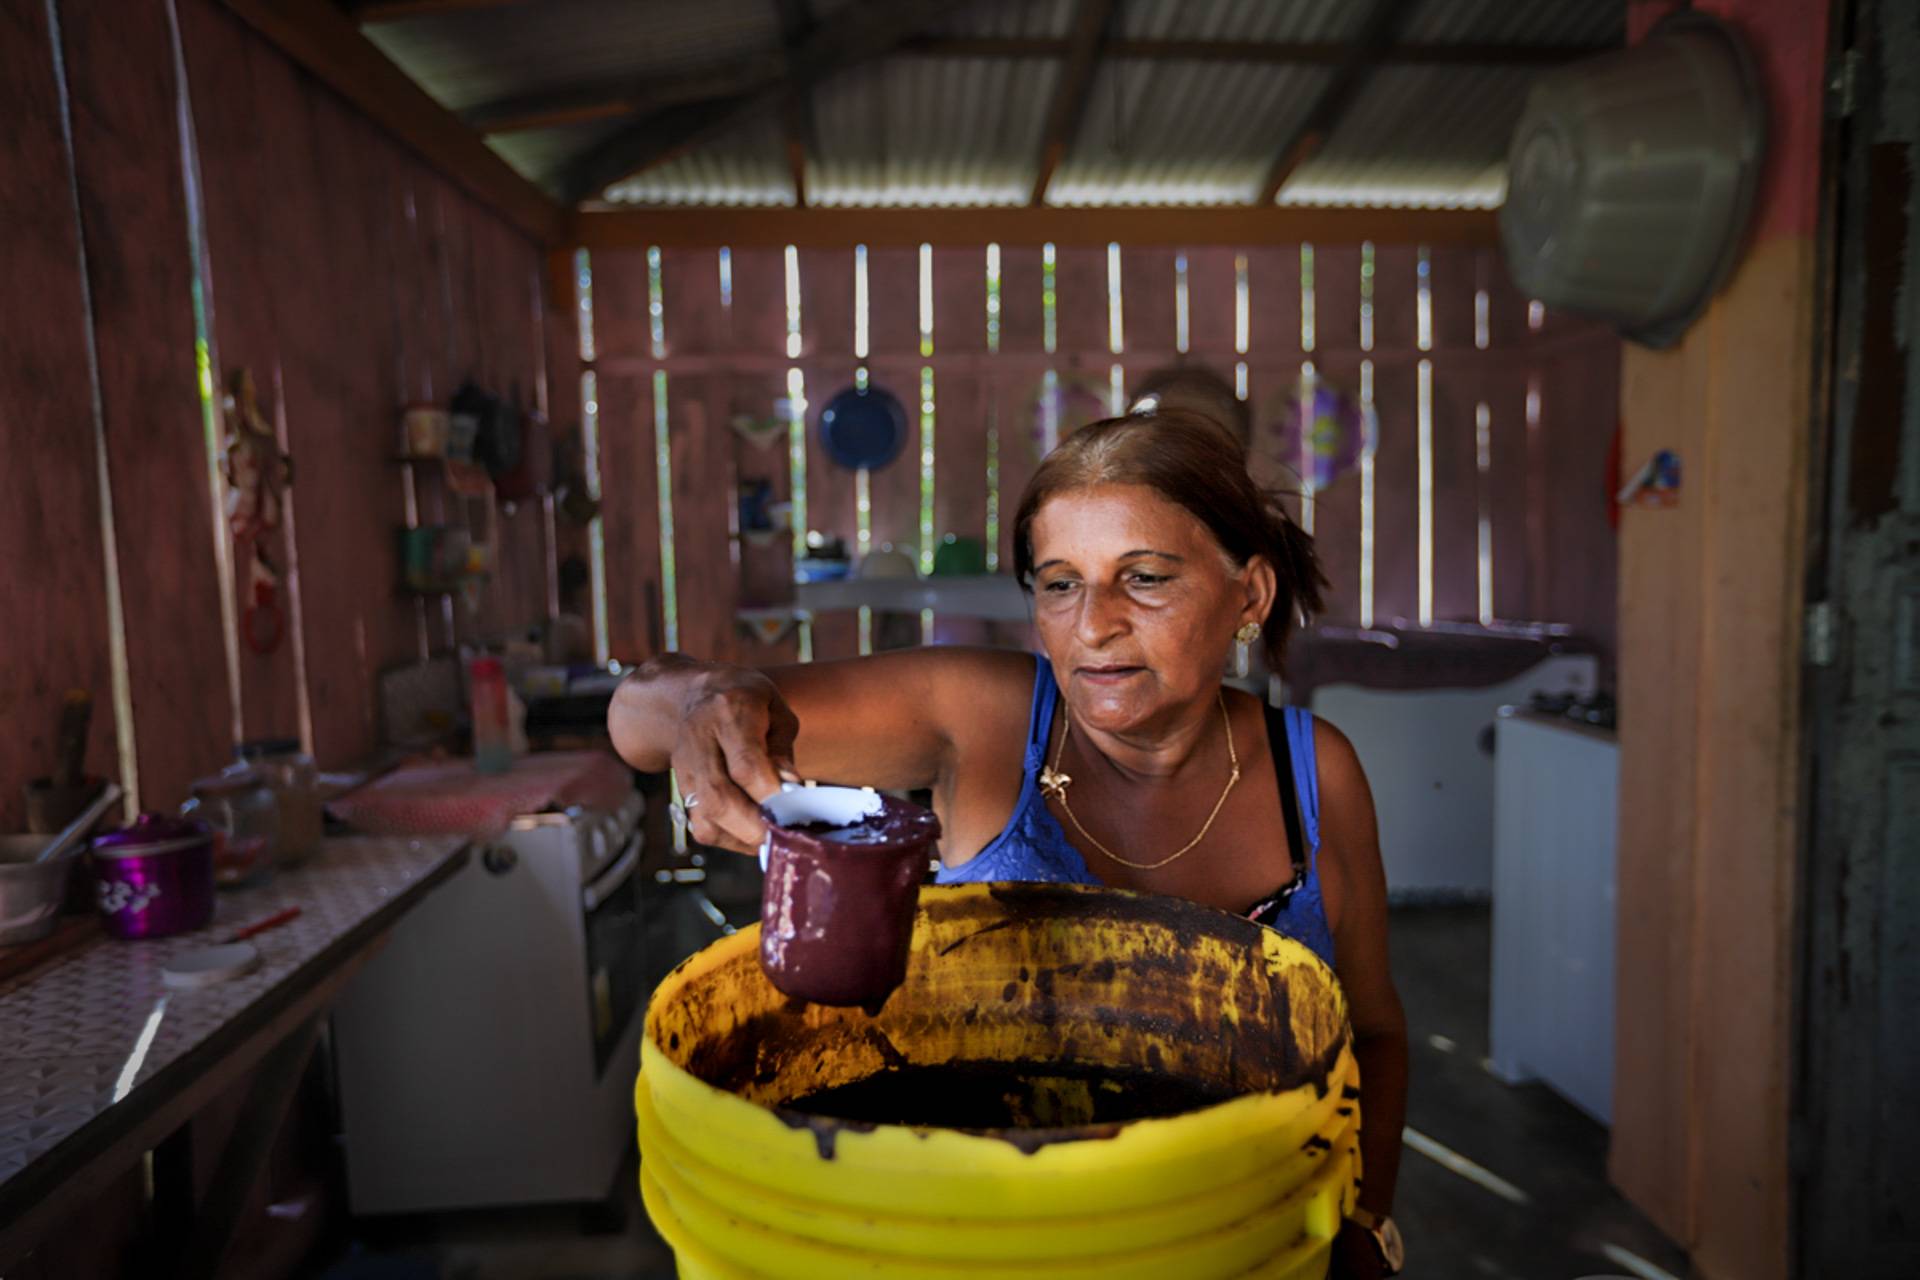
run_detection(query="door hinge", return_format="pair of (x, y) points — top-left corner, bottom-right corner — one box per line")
(1806, 600), (1837, 667)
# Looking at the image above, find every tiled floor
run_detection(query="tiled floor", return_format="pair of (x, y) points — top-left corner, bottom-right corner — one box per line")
(315, 884), (1690, 1280)
(1389, 906), (1689, 1279)
(316, 1178), (675, 1280)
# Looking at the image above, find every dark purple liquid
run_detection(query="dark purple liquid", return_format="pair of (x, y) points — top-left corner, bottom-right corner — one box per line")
(783, 1060), (1236, 1128)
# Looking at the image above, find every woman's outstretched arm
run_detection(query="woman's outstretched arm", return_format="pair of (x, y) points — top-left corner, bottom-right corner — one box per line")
(1313, 719), (1409, 1277)
(608, 647), (1030, 853)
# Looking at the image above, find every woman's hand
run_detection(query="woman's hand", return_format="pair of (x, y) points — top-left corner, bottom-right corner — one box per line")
(668, 668), (801, 854)
(609, 658), (801, 854)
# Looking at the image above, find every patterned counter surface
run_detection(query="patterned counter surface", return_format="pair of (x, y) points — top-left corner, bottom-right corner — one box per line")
(0, 836), (468, 1247)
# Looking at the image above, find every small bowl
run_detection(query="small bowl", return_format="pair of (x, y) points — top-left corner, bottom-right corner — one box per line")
(0, 835), (76, 946)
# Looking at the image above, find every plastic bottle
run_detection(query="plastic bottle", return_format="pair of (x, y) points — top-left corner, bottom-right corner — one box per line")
(470, 656), (513, 774)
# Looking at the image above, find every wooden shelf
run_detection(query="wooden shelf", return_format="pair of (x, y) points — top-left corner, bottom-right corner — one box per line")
(793, 575), (1030, 621)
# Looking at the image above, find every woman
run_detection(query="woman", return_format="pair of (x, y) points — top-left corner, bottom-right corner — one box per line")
(610, 409), (1408, 1278)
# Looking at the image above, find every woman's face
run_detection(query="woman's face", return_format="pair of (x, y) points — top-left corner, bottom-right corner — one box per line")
(1029, 483), (1275, 736)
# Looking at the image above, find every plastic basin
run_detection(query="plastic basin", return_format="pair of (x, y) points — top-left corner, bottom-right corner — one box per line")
(637, 882), (1361, 1279)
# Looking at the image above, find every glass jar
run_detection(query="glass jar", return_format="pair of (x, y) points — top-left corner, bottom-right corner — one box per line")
(182, 765), (278, 888)
(239, 738), (321, 869)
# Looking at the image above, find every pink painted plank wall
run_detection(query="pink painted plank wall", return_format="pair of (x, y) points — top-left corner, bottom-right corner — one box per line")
(932, 246), (989, 548)
(719, 246), (795, 664)
(658, 248), (741, 664)
(60, 0), (235, 808)
(796, 247), (861, 661)
(994, 245), (1048, 579)
(181, 0), (566, 768)
(1120, 246), (1178, 361)
(181, 0), (309, 748)
(1185, 246), (1239, 369)
(1307, 245), (1362, 627)
(0, 0), (576, 811)
(0, 0), (120, 828)
(1053, 245), (1111, 376)
(579, 236), (1621, 673)
(864, 246), (925, 582)
(1538, 340), (1621, 658)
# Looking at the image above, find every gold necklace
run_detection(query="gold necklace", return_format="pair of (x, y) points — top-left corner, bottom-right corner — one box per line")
(1037, 691), (1240, 871)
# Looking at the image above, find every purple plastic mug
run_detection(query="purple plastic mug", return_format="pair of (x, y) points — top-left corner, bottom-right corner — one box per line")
(757, 785), (940, 1011)
(90, 813), (216, 940)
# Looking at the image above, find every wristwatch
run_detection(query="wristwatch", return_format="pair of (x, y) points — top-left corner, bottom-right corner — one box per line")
(1348, 1205), (1405, 1275)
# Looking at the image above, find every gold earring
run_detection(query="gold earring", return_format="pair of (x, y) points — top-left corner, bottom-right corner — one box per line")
(1233, 622), (1262, 678)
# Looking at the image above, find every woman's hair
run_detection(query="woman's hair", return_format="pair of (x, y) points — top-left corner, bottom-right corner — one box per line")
(1012, 408), (1326, 669)
(1126, 365), (1251, 450)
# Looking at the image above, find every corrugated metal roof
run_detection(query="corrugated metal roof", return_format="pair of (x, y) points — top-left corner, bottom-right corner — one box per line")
(365, 0), (779, 114)
(1038, 0), (1361, 207)
(603, 112), (794, 206)
(798, 0), (1068, 210)
(1048, 60), (1333, 206)
(922, 0), (1078, 39)
(1115, 0), (1370, 42)
(1400, 0), (1623, 46)
(1277, 63), (1536, 208)
(487, 120), (629, 196)
(363, 0), (1622, 209)
(808, 55), (1058, 206)
(1299, 0), (1628, 211)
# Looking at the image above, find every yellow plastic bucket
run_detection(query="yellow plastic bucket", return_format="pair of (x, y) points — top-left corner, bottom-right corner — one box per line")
(638, 883), (1360, 1279)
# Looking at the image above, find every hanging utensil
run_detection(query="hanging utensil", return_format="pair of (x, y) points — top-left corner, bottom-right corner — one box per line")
(36, 781), (123, 865)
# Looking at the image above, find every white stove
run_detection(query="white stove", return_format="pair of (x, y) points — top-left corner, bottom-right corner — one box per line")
(331, 787), (646, 1213)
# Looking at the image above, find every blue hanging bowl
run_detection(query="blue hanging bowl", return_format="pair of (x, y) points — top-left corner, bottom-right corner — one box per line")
(818, 384), (908, 471)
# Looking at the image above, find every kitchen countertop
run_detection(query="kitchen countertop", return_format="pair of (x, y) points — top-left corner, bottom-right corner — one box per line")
(1496, 704), (1619, 743)
(0, 835), (468, 1260)
(324, 749), (632, 839)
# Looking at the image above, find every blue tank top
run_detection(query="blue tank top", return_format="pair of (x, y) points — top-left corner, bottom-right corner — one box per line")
(936, 655), (1337, 968)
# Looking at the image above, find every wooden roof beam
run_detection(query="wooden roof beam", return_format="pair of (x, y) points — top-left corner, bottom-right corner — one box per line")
(561, 0), (965, 203)
(774, 0), (818, 208)
(1029, 0), (1117, 206)
(1256, 0), (1419, 206)
(573, 204), (1501, 251)
(221, 0), (565, 243)
(464, 52), (787, 135)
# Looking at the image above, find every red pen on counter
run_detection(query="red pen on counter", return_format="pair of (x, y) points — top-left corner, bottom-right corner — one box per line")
(223, 906), (301, 944)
